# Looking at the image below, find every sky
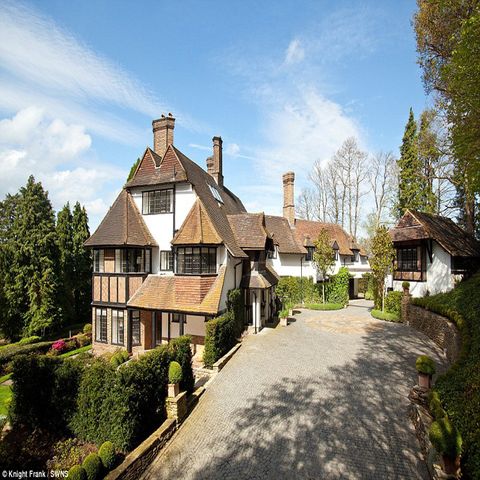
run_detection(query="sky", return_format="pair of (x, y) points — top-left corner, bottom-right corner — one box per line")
(0, 0), (431, 231)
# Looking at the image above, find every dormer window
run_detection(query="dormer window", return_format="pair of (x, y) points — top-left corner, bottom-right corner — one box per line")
(305, 246), (315, 262)
(142, 189), (173, 214)
(209, 184), (223, 204)
(175, 246), (216, 274)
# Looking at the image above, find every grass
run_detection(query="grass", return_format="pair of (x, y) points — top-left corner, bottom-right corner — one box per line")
(370, 309), (400, 322)
(412, 272), (480, 479)
(59, 345), (92, 358)
(0, 373), (12, 384)
(0, 384), (12, 416)
(304, 303), (343, 310)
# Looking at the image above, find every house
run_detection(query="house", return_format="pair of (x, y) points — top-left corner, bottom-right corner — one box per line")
(388, 209), (480, 297)
(266, 172), (370, 297)
(85, 115), (279, 356)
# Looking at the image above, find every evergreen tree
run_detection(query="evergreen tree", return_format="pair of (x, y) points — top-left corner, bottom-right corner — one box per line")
(127, 158), (140, 182)
(72, 202), (91, 323)
(4, 176), (61, 337)
(56, 203), (75, 324)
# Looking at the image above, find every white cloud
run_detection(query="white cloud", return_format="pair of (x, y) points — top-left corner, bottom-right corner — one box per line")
(0, 108), (125, 228)
(225, 143), (240, 156)
(284, 39), (305, 65)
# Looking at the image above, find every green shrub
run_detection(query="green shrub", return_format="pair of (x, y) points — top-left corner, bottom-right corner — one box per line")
(429, 417), (462, 458)
(67, 465), (87, 480)
(279, 309), (289, 318)
(0, 341), (54, 374)
(304, 303), (343, 311)
(412, 272), (480, 477)
(110, 350), (129, 368)
(402, 281), (410, 289)
(227, 288), (245, 338)
(169, 336), (194, 394)
(76, 334), (91, 347)
(9, 355), (84, 432)
(371, 309), (400, 322)
(385, 291), (402, 316)
(276, 276), (320, 306)
(83, 324), (92, 334)
(203, 313), (235, 368)
(82, 453), (101, 480)
(429, 391), (447, 420)
(98, 441), (116, 470)
(416, 355), (436, 375)
(326, 267), (350, 306)
(168, 361), (182, 384)
(17, 336), (41, 345)
(362, 272), (375, 300)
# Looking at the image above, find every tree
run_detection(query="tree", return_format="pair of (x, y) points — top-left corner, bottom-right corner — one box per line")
(56, 203), (75, 324)
(72, 202), (91, 324)
(296, 187), (315, 221)
(127, 158), (140, 182)
(369, 226), (395, 312)
(312, 229), (335, 304)
(397, 108), (426, 216)
(4, 176), (61, 337)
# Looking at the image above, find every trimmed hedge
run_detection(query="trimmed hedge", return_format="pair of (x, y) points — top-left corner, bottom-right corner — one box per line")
(412, 272), (480, 478)
(0, 341), (54, 374)
(68, 465), (87, 480)
(98, 441), (116, 470)
(168, 336), (194, 394)
(304, 303), (343, 311)
(82, 453), (101, 480)
(416, 355), (436, 375)
(429, 417), (462, 458)
(385, 291), (402, 316)
(326, 267), (350, 306)
(275, 276), (320, 305)
(370, 309), (400, 322)
(168, 361), (182, 384)
(203, 312), (235, 368)
(9, 354), (84, 432)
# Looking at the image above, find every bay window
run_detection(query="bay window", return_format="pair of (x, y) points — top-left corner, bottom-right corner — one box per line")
(176, 246), (216, 274)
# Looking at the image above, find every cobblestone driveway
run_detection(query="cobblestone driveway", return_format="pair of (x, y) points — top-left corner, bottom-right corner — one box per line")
(142, 301), (446, 480)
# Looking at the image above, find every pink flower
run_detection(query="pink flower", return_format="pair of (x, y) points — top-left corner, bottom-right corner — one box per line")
(52, 339), (67, 352)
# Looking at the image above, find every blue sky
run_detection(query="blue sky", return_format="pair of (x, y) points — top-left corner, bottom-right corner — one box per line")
(0, 0), (430, 230)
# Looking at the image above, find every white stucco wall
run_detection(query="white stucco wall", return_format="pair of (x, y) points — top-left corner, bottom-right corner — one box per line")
(391, 241), (454, 297)
(218, 250), (243, 311)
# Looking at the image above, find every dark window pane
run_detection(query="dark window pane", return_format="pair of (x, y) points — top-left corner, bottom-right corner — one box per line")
(132, 311), (141, 346)
(95, 308), (107, 343)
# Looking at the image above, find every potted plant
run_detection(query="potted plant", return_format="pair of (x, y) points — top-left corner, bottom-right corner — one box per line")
(416, 355), (436, 389)
(429, 417), (462, 475)
(402, 281), (410, 293)
(168, 361), (183, 397)
(279, 308), (289, 327)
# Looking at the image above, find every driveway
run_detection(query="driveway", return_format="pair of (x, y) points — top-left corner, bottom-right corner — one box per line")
(142, 300), (446, 480)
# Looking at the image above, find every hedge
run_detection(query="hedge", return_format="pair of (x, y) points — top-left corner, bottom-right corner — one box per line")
(370, 309), (400, 322)
(71, 337), (193, 451)
(0, 341), (54, 374)
(303, 303), (343, 310)
(385, 291), (402, 317)
(275, 276), (320, 306)
(9, 354), (84, 432)
(326, 267), (350, 306)
(412, 272), (480, 478)
(203, 312), (235, 368)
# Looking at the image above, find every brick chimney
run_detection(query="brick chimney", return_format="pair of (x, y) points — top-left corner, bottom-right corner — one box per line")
(152, 113), (175, 159)
(283, 171), (295, 226)
(207, 136), (223, 187)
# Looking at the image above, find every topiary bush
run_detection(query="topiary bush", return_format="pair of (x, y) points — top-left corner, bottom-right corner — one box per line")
(82, 453), (101, 480)
(98, 441), (116, 470)
(67, 465), (87, 480)
(17, 336), (41, 345)
(168, 336), (194, 394)
(385, 291), (402, 316)
(168, 361), (182, 384)
(402, 281), (410, 290)
(429, 417), (462, 458)
(416, 355), (436, 375)
(83, 324), (92, 334)
(326, 267), (350, 306)
(429, 391), (446, 420)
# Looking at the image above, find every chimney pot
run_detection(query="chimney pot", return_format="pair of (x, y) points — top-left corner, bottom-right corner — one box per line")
(282, 171), (295, 226)
(152, 114), (175, 159)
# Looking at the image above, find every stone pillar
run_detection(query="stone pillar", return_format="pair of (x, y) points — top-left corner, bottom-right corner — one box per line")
(152, 114), (175, 159)
(401, 288), (411, 325)
(166, 391), (187, 423)
(282, 172), (295, 226)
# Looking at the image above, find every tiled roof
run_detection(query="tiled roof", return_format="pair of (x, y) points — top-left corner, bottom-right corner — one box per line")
(228, 213), (270, 250)
(264, 215), (306, 254)
(125, 147), (187, 187)
(240, 263), (279, 289)
(390, 210), (480, 257)
(172, 199), (222, 245)
(293, 219), (365, 256)
(84, 189), (157, 247)
(127, 266), (226, 314)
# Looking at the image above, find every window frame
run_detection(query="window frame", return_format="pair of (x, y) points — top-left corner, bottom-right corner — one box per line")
(175, 246), (217, 275)
(93, 249), (104, 273)
(160, 250), (174, 271)
(111, 309), (125, 346)
(142, 188), (173, 215)
(131, 310), (141, 346)
(95, 308), (107, 343)
(172, 313), (186, 323)
(305, 247), (315, 262)
(396, 247), (419, 272)
(114, 248), (151, 273)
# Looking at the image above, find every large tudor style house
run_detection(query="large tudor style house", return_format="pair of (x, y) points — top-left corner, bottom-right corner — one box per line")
(388, 209), (480, 297)
(85, 114), (370, 357)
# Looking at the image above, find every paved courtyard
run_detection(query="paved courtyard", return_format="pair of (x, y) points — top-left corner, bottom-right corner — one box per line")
(142, 300), (446, 480)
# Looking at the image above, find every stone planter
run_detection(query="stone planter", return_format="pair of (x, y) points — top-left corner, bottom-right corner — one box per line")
(418, 372), (432, 389)
(168, 382), (180, 398)
(280, 317), (288, 327)
(442, 454), (461, 476)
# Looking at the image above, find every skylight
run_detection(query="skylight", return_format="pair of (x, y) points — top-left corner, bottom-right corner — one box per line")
(209, 184), (223, 203)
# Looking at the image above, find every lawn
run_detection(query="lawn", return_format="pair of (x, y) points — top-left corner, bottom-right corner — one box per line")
(0, 384), (12, 417)
(304, 303), (343, 310)
(371, 309), (400, 322)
